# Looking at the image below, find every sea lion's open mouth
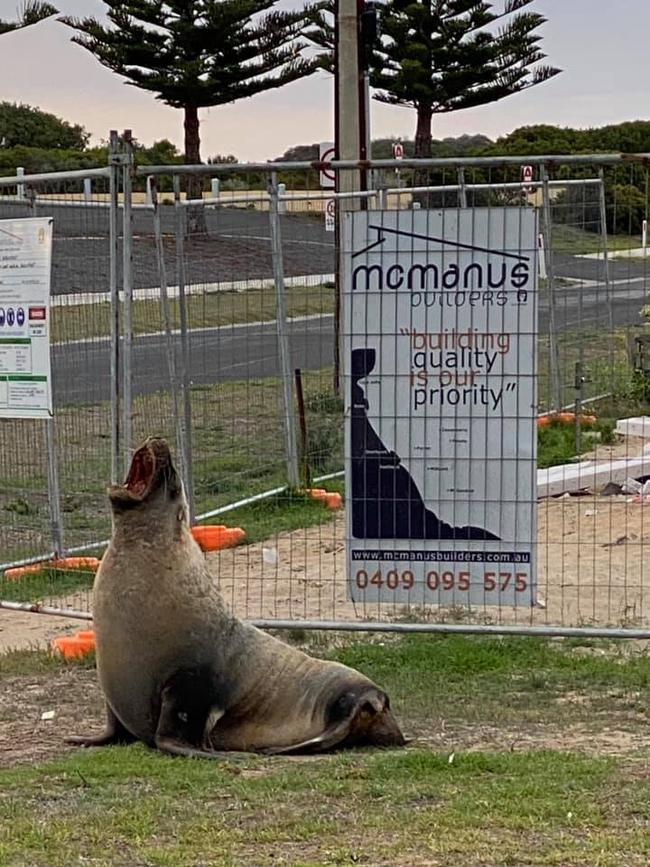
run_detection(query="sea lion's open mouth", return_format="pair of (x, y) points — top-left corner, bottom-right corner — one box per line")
(109, 438), (173, 505)
(124, 446), (156, 498)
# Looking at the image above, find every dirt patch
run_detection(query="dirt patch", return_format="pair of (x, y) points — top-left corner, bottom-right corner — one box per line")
(0, 667), (102, 768)
(3, 490), (650, 653)
(210, 495), (650, 630)
(0, 609), (90, 654)
(0, 664), (647, 770)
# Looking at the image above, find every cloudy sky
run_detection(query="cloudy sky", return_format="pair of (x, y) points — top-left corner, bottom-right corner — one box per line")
(0, 0), (648, 160)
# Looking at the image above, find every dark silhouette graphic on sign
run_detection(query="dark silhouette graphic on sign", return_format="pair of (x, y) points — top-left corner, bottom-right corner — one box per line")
(350, 348), (499, 541)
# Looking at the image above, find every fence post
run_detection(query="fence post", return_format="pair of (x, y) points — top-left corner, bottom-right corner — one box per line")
(173, 174), (196, 522)
(268, 171), (300, 488)
(45, 419), (65, 557)
(145, 175), (154, 207)
(151, 177), (187, 492)
(16, 166), (25, 200)
(541, 166), (563, 411)
(457, 166), (468, 208)
(598, 168), (614, 331)
(108, 131), (121, 483)
(121, 130), (134, 471)
(83, 177), (92, 202)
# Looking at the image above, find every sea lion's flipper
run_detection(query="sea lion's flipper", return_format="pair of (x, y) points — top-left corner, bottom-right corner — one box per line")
(66, 704), (137, 748)
(259, 717), (354, 756)
(155, 736), (220, 759)
(261, 687), (406, 756)
(154, 673), (247, 760)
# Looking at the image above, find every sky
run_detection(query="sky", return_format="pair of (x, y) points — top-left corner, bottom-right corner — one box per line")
(0, 0), (648, 161)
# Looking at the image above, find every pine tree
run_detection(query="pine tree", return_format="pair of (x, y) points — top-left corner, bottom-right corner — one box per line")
(0, 1), (57, 35)
(308, 0), (560, 158)
(374, 0), (560, 158)
(61, 1), (319, 220)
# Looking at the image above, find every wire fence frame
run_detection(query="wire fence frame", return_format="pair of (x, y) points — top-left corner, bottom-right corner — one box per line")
(1, 149), (650, 637)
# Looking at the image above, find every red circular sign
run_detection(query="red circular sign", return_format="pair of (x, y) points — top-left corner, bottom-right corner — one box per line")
(321, 146), (336, 182)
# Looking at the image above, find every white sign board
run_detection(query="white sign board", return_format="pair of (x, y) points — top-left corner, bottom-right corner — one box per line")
(325, 198), (336, 232)
(343, 209), (538, 608)
(319, 141), (335, 189)
(0, 217), (54, 419)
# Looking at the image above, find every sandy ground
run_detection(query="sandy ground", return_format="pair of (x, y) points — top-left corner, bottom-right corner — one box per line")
(3, 494), (650, 653)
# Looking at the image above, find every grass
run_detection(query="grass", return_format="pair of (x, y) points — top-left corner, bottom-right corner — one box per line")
(0, 368), (341, 563)
(552, 224), (641, 255)
(51, 283), (335, 343)
(1, 635), (650, 865)
(537, 325), (650, 413)
(537, 417), (616, 469)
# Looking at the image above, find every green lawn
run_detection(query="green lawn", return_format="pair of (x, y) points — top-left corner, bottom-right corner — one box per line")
(1, 635), (649, 866)
(551, 224), (640, 255)
(52, 283), (335, 343)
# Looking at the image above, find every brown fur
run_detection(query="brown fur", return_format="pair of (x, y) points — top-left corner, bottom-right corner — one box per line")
(67, 438), (406, 758)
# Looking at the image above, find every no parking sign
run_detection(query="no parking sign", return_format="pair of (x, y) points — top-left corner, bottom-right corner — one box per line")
(521, 164), (534, 193)
(319, 141), (335, 189)
(325, 198), (336, 232)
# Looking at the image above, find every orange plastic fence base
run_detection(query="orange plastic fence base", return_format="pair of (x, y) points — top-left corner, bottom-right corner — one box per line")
(304, 488), (343, 510)
(51, 629), (96, 660)
(191, 525), (246, 552)
(4, 557), (101, 582)
(537, 412), (597, 428)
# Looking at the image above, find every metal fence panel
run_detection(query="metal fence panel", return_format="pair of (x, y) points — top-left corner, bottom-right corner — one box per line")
(1, 153), (650, 637)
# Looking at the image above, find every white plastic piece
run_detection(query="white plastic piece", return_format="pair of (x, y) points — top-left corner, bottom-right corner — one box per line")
(537, 456), (650, 498)
(262, 547), (278, 565)
(622, 477), (643, 494)
(615, 417), (650, 439)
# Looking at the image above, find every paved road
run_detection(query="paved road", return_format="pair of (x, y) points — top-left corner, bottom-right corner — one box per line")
(2, 198), (646, 297)
(52, 274), (647, 407)
(2, 197), (643, 405)
(0, 199), (335, 295)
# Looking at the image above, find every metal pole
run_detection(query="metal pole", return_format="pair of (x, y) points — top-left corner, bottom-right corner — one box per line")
(16, 166), (25, 200)
(294, 368), (310, 487)
(121, 130), (134, 471)
(574, 361), (584, 455)
(335, 0), (363, 395)
(541, 166), (563, 411)
(45, 419), (65, 557)
(151, 179), (186, 486)
(108, 130), (121, 483)
(268, 171), (300, 487)
(598, 168), (614, 331)
(457, 166), (468, 208)
(173, 174), (195, 522)
(363, 70), (372, 199)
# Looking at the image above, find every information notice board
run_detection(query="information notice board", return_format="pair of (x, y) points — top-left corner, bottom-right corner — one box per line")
(0, 218), (53, 420)
(343, 209), (538, 608)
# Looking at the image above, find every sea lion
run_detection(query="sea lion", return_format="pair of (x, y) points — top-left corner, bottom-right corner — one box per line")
(67, 437), (405, 758)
